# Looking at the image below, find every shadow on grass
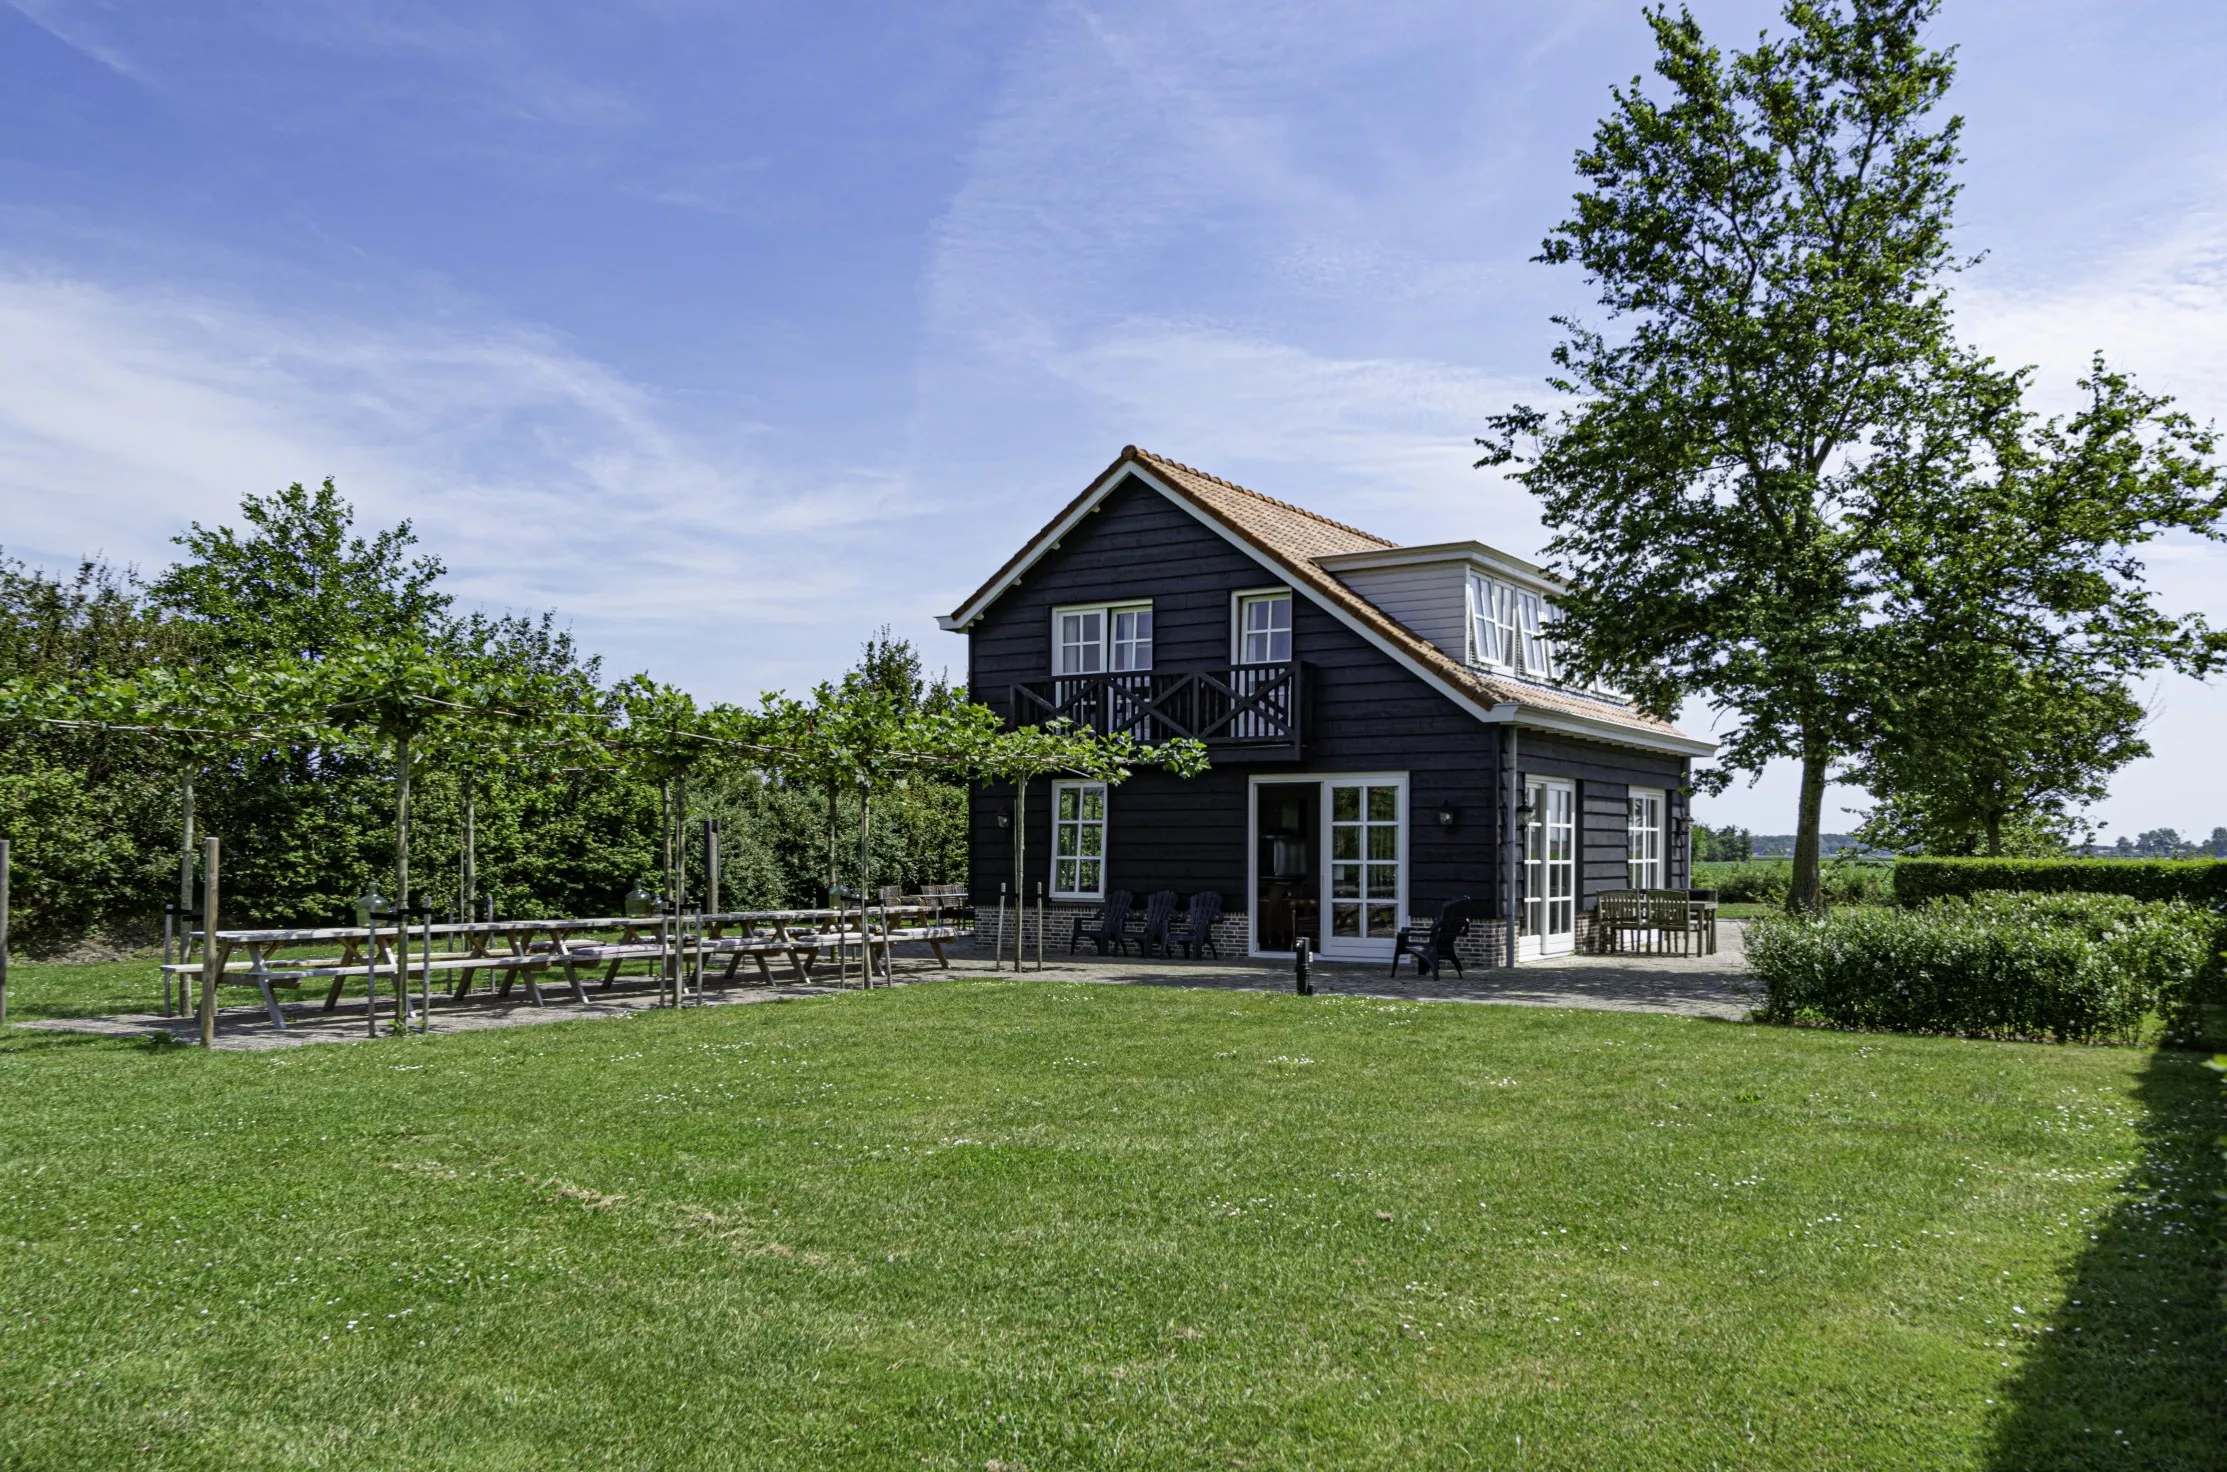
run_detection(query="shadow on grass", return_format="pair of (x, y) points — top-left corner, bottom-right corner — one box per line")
(1985, 1044), (2225, 1471)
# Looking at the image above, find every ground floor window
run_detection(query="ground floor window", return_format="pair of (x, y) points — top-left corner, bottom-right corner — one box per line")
(1628, 787), (1664, 889)
(1051, 780), (1108, 898)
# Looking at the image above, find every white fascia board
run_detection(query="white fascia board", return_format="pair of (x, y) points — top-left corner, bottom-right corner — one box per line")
(1473, 700), (1719, 758)
(940, 462), (1136, 630)
(1317, 540), (1561, 592)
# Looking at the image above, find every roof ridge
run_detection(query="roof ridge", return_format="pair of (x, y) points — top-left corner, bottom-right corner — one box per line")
(1129, 445), (1397, 549)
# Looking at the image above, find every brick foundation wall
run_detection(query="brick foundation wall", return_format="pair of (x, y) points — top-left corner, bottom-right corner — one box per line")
(970, 905), (1586, 971)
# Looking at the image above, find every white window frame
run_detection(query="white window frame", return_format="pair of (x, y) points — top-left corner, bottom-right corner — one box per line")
(1465, 571), (1520, 670)
(1049, 779), (1109, 899)
(1232, 587), (1294, 665)
(1515, 590), (1556, 680)
(1628, 787), (1665, 890)
(1051, 601), (1151, 676)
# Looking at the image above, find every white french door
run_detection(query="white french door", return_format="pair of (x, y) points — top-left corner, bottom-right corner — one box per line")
(1324, 778), (1404, 958)
(1249, 775), (1408, 960)
(1521, 777), (1576, 958)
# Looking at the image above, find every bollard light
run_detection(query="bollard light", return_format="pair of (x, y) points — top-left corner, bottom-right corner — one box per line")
(624, 884), (656, 918)
(354, 890), (391, 926)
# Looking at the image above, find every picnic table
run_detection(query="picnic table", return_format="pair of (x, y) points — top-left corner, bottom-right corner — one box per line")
(165, 897), (971, 1032)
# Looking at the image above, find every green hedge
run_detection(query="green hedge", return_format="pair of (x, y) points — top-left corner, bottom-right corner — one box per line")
(1894, 857), (2227, 909)
(1749, 893), (2219, 1043)
(1693, 859), (1895, 907)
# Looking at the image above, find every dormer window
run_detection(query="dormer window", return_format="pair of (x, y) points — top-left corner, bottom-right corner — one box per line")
(1467, 571), (1559, 680)
(1235, 591), (1292, 664)
(1055, 602), (1152, 674)
(1466, 572), (1519, 669)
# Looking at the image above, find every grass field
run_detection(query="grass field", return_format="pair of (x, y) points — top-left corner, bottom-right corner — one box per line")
(1, 976), (2218, 1469)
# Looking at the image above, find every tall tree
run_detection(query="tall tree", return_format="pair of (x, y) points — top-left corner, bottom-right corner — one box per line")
(1479, 0), (2222, 911)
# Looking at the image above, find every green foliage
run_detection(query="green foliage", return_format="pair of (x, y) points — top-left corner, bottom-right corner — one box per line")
(1691, 822), (1753, 862)
(1893, 856), (2227, 909)
(1750, 894), (2213, 1042)
(1478, 1), (2225, 914)
(1694, 858), (1893, 907)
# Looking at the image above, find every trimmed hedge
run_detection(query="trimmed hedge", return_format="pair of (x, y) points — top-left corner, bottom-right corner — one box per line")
(1894, 857), (2227, 909)
(1749, 893), (2219, 1043)
(1693, 859), (1895, 907)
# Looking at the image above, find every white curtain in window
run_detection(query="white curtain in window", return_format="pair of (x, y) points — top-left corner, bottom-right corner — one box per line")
(1110, 607), (1152, 671)
(1058, 610), (1104, 675)
(1240, 594), (1292, 664)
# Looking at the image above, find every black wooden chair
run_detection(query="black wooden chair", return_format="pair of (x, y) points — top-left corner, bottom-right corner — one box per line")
(1133, 890), (1179, 957)
(1168, 890), (1224, 960)
(1390, 896), (1474, 979)
(1069, 890), (1134, 956)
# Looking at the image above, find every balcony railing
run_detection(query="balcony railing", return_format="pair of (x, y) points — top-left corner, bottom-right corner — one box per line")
(1007, 663), (1304, 760)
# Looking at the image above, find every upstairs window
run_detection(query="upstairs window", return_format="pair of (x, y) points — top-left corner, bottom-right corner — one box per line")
(1466, 572), (1520, 668)
(1054, 603), (1151, 675)
(1515, 591), (1556, 680)
(1236, 591), (1292, 664)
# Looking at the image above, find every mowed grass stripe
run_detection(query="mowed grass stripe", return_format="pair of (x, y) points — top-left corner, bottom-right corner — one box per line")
(0, 979), (2216, 1469)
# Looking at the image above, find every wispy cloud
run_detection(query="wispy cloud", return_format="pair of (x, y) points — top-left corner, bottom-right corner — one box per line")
(0, 267), (897, 695)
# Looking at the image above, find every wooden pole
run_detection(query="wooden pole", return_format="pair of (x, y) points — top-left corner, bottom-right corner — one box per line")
(0, 838), (10, 1030)
(198, 836), (219, 1047)
(1011, 779), (1027, 972)
(395, 736), (412, 1034)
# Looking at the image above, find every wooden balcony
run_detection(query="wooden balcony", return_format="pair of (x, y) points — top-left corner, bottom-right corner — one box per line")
(1007, 662), (1304, 761)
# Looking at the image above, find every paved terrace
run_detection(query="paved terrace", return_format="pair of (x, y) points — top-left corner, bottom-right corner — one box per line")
(19, 924), (1756, 1052)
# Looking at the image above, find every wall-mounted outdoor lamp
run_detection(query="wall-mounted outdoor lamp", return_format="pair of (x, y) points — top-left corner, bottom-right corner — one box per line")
(1436, 801), (1458, 829)
(995, 808), (1012, 830)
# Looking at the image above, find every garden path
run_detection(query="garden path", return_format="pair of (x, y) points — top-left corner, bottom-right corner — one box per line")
(17, 924), (1756, 1050)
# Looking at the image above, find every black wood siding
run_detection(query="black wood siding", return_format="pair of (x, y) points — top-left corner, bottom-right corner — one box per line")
(957, 470), (1693, 935)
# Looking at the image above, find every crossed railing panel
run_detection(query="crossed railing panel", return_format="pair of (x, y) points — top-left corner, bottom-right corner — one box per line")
(1008, 663), (1303, 754)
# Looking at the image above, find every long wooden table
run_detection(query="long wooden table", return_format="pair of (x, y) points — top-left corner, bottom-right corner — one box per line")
(165, 903), (970, 1031)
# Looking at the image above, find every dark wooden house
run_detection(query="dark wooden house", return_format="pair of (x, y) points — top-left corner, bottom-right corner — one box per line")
(938, 447), (1715, 967)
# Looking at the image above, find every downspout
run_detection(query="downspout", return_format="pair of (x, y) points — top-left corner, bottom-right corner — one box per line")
(1504, 725), (1519, 969)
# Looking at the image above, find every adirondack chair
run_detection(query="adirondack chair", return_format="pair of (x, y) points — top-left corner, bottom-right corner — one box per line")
(1133, 890), (1180, 957)
(1390, 896), (1474, 979)
(1168, 890), (1224, 960)
(1069, 890), (1134, 955)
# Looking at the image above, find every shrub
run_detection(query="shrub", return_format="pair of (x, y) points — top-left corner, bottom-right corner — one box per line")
(1693, 858), (1895, 908)
(1748, 895), (2216, 1043)
(1894, 857), (2227, 909)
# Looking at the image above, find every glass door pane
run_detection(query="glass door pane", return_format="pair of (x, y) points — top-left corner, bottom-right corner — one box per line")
(1547, 784), (1576, 938)
(1327, 781), (1401, 943)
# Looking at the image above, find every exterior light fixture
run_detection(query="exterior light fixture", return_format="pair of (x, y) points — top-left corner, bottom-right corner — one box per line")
(996, 808), (1012, 830)
(353, 890), (391, 926)
(1436, 801), (1458, 829)
(624, 884), (656, 918)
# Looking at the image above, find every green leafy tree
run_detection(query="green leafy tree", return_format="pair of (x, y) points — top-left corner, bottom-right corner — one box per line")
(1479, 0), (2223, 912)
(1849, 658), (2147, 856)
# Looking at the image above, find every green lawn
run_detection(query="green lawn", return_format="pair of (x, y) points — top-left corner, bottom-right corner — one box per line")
(0, 978), (2217, 1470)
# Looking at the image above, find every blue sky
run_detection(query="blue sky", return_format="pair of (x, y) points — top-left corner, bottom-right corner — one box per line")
(3, 0), (2224, 839)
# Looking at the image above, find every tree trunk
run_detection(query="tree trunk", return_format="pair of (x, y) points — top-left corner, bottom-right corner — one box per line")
(177, 765), (196, 934)
(1790, 744), (1827, 915)
(1011, 778), (1027, 970)
(1984, 809), (2003, 858)
(826, 781), (839, 906)
(396, 735), (412, 912)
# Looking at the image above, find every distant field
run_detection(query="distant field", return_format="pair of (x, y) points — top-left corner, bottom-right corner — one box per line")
(0, 977), (2216, 1469)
